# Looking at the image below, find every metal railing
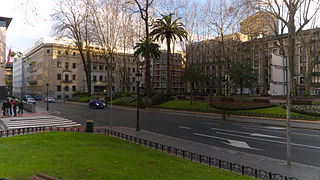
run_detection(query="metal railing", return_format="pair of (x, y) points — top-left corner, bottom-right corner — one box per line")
(0, 127), (298, 180)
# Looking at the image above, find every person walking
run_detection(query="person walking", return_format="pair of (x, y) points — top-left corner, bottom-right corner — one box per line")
(13, 100), (17, 116)
(1, 101), (5, 116)
(9, 99), (13, 116)
(18, 101), (23, 114)
(4, 100), (10, 116)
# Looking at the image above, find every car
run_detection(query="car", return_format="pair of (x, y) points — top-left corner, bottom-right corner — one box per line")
(45, 97), (55, 103)
(34, 95), (41, 100)
(26, 98), (36, 104)
(89, 99), (106, 109)
(23, 95), (32, 101)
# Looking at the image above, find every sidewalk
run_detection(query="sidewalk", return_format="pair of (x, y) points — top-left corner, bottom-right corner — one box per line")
(107, 126), (319, 180)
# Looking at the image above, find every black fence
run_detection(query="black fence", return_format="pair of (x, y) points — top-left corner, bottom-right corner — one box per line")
(0, 127), (298, 180)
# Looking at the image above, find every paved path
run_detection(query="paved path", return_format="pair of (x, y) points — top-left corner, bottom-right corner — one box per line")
(108, 126), (319, 180)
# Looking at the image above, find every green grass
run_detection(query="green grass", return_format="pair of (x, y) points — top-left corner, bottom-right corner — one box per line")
(155, 100), (220, 113)
(237, 106), (308, 117)
(0, 132), (251, 180)
(312, 101), (320, 105)
(77, 95), (99, 102)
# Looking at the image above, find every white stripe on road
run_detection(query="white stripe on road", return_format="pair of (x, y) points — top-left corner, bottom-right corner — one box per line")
(193, 133), (259, 150)
(242, 126), (320, 138)
(216, 131), (320, 150)
(211, 127), (285, 139)
(178, 126), (192, 130)
(202, 122), (219, 126)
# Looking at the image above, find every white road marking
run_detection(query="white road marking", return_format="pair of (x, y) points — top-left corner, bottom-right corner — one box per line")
(266, 126), (286, 130)
(202, 122), (218, 126)
(216, 131), (320, 150)
(211, 127), (285, 139)
(193, 133), (260, 150)
(178, 126), (192, 130)
(242, 126), (320, 138)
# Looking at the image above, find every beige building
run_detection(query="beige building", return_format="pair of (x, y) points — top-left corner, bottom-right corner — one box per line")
(24, 38), (139, 99)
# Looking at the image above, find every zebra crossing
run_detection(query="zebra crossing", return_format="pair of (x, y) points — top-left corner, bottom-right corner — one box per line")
(0, 115), (81, 130)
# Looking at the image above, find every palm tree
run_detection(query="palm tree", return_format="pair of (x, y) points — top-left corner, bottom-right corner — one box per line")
(150, 13), (187, 94)
(134, 39), (161, 59)
(182, 65), (205, 105)
(229, 60), (258, 95)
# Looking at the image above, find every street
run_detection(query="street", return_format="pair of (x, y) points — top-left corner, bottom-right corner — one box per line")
(37, 101), (320, 167)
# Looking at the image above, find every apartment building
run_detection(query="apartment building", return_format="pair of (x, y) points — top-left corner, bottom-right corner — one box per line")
(151, 51), (184, 94)
(187, 12), (320, 96)
(0, 16), (12, 99)
(23, 38), (139, 99)
(12, 57), (24, 99)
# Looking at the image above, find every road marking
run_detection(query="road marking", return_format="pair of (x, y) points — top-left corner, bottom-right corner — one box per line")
(202, 122), (219, 126)
(178, 126), (192, 130)
(211, 127), (285, 139)
(266, 126), (286, 130)
(216, 131), (320, 150)
(242, 126), (320, 138)
(193, 133), (260, 150)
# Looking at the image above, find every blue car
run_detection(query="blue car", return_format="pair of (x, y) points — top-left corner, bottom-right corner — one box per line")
(34, 95), (41, 100)
(89, 99), (106, 109)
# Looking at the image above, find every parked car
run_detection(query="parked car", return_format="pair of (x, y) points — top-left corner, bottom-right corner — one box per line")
(89, 99), (106, 109)
(45, 97), (55, 103)
(34, 95), (41, 100)
(26, 98), (36, 104)
(23, 95), (32, 101)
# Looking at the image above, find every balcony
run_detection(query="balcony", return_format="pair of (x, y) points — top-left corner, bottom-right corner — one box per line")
(62, 80), (73, 84)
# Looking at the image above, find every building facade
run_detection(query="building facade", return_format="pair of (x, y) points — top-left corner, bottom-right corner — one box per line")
(23, 38), (140, 99)
(151, 51), (184, 94)
(12, 57), (25, 99)
(0, 16), (12, 99)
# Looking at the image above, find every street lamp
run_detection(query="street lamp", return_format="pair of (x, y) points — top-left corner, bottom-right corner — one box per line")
(64, 86), (66, 103)
(136, 71), (142, 131)
(46, 83), (49, 111)
(222, 78), (226, 120)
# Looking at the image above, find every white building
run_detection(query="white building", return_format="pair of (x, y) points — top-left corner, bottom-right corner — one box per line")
(12, 57), (25, 99)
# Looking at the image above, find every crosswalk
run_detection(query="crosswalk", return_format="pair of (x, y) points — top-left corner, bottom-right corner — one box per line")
(0, 115), (81, 130)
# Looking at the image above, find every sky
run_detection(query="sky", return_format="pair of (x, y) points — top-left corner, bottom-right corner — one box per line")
(0, 0), (55, 53)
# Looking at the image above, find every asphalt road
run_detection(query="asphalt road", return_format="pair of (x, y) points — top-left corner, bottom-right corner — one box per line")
(37, 101), (320, 167)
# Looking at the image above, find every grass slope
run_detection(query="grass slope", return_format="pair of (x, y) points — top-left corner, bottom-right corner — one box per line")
(0, 132), (251, 180)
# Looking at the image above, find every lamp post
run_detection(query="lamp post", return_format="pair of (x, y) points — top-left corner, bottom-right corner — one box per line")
(222, 78), (226, 120)
(136, 71), (142, 132)
(64, 86), (66, 103)
(46, 83), (49, 111)
(20, 87), (23, 101)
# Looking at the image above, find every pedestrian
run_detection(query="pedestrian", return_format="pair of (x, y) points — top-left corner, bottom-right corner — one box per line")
(4, 100), (10, 116)
(1, 101), (5, 116)
(9, 99), (13, 116)
(18, 101), (23, 114)
(13, 100), (17, 116)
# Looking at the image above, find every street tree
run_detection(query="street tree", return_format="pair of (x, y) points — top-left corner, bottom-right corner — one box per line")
(52, 0), (94, 95)
(150, 13), (187, 93)
(182, 65), (205, 105)
(229, 60), (258, 95)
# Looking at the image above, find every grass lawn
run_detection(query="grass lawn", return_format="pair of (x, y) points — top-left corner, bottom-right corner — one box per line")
(155, 100), (220, 113)
(0, 132), (251, 180)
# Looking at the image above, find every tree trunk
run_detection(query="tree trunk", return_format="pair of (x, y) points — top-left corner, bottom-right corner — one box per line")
(166, 37), (171, 94)
(144, 4), (151, 96)
(288, 6), (296, 96)
(86, 51), (92, 96)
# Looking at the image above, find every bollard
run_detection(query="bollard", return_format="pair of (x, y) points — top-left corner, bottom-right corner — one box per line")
(86, 120), (94, 133)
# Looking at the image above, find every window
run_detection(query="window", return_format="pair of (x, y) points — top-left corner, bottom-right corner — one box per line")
(93, 65), (97, 70)
(99, 75), (103, 81)
(254, 52), (257, 58)
(72, 86), (76, 91)
(58, 50), (61, 55)
(99, 65), (103, 70)
(274, 42), (278, 47)
(65, 51), (68, 55)
(112, 66), (115, 71)
(273, 49), (278, 55)
(93, 75), (97, 82)
(57, 62), (61, 68)
(57, 74), (61, 80)
(105, 66), (108, 70)
(73, 52), (76, 56)
(65, 62), (69, 69)
(57, 95), (62, 99)
(128, 68), (130, 73)
(133, 87), (135, 91)
(300, 77), (305, 84)
(65, 74), (69, 81)
(57, 86), (61, 92)
(0, 21), (5, 27)
(65, 86), (69, 91)
(73, 63), (76, 69)
(73, 75), (76, 81)
(133, 68), (135, 73)
(46, 50), (50, 55)
(300, 46), (303, 53)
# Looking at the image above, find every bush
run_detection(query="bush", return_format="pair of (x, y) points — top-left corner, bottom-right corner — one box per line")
(151, 94), (173, 105)
(72, 91), (88, 97)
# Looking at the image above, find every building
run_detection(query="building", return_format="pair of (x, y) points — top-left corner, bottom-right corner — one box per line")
(23, 38), (139, 99)
(151, 51), (184, 94)
(186, 12), (320, 96)
(5, 62), (13, 95)
(12, 57), (25, 99)
(0, 16), (12, 99)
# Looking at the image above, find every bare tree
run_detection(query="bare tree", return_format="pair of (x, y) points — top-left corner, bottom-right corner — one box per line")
(52, 0), (94, 95)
